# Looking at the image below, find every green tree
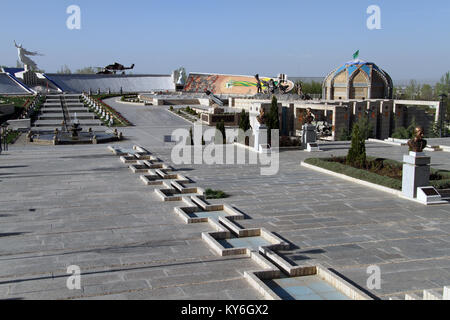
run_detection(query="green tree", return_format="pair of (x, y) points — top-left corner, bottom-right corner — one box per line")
(420, 84), (434, 101)
(267, 96), (279, 129)
(346, 123), (366, 168)
(404, 80), (420, 100)
(216, 120), (226, 144)
(406, 116), (418, 138)
(337, 127), (351, 141)
(435, 71), (449, 124)
(354, 115), (374, 140)
(189, 127), (194, 145)
(392, 126), (410, 139)
(436, 71), (450, 96)
(296, 81), (322, 95)
(239, 109), (251, 131)
(75, 67), (102, 74)
(266, 96), (280, 144)
(57, 65), (72, 74)
(238, 109), (251, 145)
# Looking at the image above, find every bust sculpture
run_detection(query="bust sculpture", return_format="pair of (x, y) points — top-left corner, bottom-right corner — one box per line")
(407, 126), (427, 153)
(256, 107), (266, 125)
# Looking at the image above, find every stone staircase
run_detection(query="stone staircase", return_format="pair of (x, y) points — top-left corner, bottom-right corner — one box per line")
(389, 286), (449, 300)
(33, 94), (104, 132)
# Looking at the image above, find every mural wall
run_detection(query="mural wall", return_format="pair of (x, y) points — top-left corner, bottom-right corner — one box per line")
(183, 73), (293, 95)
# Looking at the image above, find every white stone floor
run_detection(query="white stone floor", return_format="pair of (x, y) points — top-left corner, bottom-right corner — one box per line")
(1, 98), (449, 300)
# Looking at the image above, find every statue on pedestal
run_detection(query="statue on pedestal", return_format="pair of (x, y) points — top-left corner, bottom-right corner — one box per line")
(304, 108), (315, 125)
(256, 107), (266, 126)
(255, 74), (262, 94)
(14, 41), (43, 71)
(407, 126), (427, 153)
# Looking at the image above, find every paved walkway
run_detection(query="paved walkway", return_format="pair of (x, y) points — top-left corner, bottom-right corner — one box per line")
(1, 99), (449, 299)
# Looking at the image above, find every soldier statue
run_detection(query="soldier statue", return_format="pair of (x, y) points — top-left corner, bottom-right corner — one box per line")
(255, 74), (262, 94)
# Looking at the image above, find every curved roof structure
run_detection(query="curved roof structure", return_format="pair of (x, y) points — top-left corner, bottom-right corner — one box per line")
(323, 59), (393, 100)
(44, 74), (176, 93)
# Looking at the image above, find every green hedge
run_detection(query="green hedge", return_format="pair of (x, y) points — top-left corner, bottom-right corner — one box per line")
(205, 188), (229, 199)
(304, 158), (402, 190)
(304, 157), (450, 190)
(5, 130), (20, 144)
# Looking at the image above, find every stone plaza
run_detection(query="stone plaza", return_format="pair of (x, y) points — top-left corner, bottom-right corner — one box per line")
(1, 98), (449, 300)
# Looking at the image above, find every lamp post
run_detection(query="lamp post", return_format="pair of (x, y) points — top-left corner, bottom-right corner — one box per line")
(439, 93), (448, 138)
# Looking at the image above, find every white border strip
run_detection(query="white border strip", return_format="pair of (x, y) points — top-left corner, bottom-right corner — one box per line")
(300, 161), (403, 197)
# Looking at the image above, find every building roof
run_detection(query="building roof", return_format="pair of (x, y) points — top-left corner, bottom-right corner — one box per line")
(44, 74), (176, 93)
(0, 73), (31, 95)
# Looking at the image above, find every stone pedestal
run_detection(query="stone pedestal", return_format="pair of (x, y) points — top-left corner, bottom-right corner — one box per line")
(302, 124), (317, 148)
(402, 152), (431, 198)
(254, 123), (268, 153)
(306, 143), (321, 152)
(23, 70), (39, 86)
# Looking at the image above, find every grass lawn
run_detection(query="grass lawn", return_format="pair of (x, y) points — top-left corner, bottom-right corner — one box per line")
(304, 156), (450, 190)
(0, 96), (33, 108)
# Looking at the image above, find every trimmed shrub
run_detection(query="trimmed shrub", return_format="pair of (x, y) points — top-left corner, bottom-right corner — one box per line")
(337, 127), (351, 141)
(205, 188), (229, 199)
(346, 124), (366, 168)
(304, 158), (402, 190)
(304, 157), (450, 191)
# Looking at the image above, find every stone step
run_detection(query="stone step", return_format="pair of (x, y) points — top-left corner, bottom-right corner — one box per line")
(405, 292), (422, 300)
(41, 108), (89, 113)
(32, 125), (105, 132)
(39, 116), (97, 121)
(34, 120), (103, 127)
(423, 289), (443, 300)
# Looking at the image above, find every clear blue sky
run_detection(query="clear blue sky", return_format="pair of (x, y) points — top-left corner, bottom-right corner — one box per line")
(1, 0), (449, 81)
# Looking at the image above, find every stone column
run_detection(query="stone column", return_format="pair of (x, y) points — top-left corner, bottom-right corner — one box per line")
(402, 152), (431, 198)
(302, 124), (317, 147)
(254, 122), (268, 153)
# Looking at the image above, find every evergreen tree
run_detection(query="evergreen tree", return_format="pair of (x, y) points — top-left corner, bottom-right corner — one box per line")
(337, 127), (351, 141)
(406, 116), (418, 139)
(355, 115), (374, 140)
(268, 96), (280, 130)
(239, 109), (251, 132)
(346, 124), (366, 168)
(267, 96), (280, 145)
(216, 120), (226, 144)
(189, 127), (194, 145)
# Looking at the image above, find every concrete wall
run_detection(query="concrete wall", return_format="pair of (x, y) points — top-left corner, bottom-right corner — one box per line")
(378, 100), (393, 139)
(7, 118), (31, 130)
(0, 104), (15, 116)
(232, 98), (439, 140)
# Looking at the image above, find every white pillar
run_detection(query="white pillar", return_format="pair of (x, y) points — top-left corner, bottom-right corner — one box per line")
(402, 152), (431, 199)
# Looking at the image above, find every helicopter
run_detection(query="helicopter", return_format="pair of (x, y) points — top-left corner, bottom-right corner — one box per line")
(96, 63), (135, 75)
